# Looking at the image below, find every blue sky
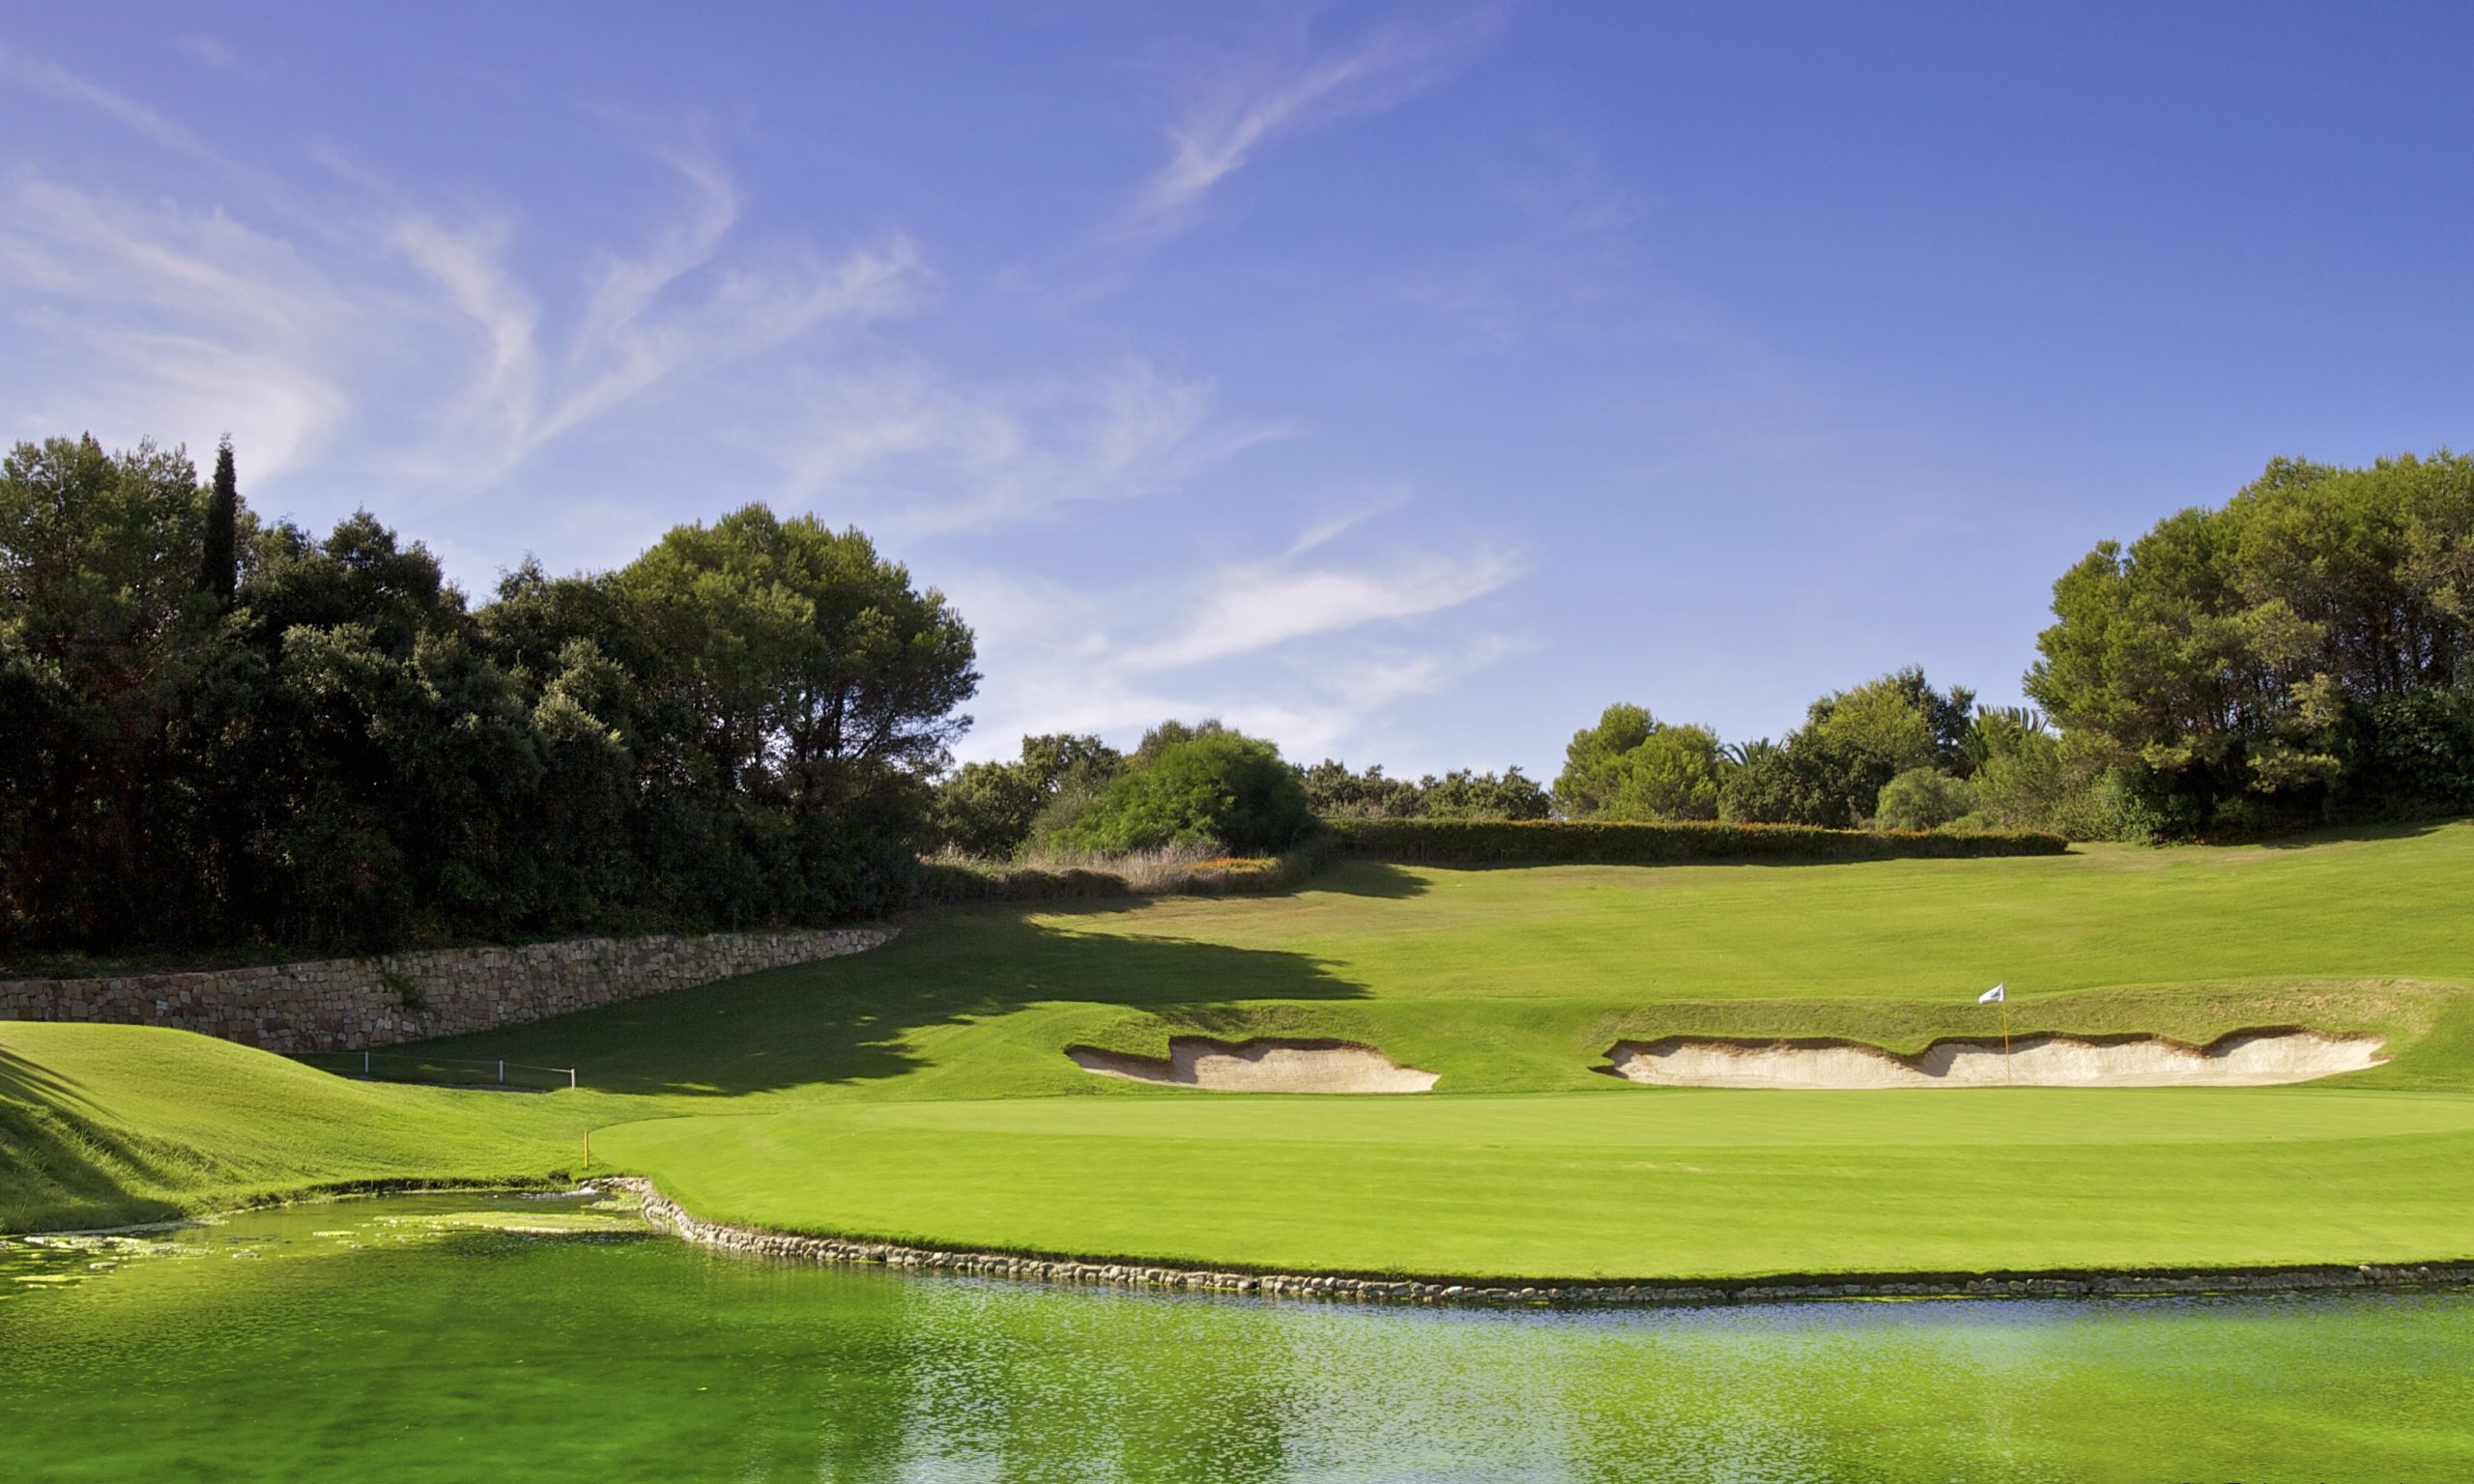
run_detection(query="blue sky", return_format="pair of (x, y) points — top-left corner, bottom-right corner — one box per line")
(5, 4), (2469, 775)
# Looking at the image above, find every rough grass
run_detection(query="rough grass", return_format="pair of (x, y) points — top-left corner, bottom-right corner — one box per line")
(11, 819), (2474, 1280)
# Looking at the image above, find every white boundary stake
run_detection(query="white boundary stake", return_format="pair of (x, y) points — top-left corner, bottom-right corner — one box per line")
(314, 1051), (578, 1091)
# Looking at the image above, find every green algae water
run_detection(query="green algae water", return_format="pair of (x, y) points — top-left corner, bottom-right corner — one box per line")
(3, 1193), (2470, 1482)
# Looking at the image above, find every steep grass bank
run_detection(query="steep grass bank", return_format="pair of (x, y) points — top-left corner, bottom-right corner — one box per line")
(0, 1025), (597, 1232)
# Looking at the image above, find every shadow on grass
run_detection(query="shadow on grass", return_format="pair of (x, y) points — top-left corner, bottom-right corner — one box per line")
(0, 1044), (184, 1232)
(1304, 860), (1431, 899)
(2246, 816), (2466, 850)
(400, 902), (1371, 1099)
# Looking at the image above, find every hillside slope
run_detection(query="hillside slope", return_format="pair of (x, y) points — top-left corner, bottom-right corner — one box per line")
(0, 1025), (590, 1232)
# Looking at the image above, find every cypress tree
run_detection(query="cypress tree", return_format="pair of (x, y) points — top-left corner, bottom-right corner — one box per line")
(199, 435), (238, 608)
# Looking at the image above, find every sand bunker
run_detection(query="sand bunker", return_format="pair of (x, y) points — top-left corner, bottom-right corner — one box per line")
(1601, 1028), (2384, 1089)
(1068, 1038), (1440, 1094)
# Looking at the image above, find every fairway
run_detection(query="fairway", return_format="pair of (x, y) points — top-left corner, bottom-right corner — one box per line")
(11, 823), (2474, 1283)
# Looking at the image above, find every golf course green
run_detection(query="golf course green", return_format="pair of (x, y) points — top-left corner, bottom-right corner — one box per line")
(8, 821), (2473, 1284)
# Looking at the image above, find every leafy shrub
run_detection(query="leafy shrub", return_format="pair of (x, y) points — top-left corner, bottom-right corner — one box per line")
(1045, 727), (1313, 855)
(1873, 768), (1976, 832)
(933, 733), (1123, 858)
(1326, 817), (2067, 865)
(1555, 703), (1725, 820)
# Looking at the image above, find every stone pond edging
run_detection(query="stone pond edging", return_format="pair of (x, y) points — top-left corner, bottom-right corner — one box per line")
(611, 1178), (2474, 1308)
(0, 927), (895, 1054)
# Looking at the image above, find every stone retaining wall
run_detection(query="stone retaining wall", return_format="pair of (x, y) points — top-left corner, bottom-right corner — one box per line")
(614, 1178), (2474, 1307)
(0, 927), (895, 1053)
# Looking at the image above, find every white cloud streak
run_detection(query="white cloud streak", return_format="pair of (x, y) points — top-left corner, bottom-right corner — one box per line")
(776, 358), (1283, 532)
(0, 51), (928, 507)
(1125, 9), (1503, 237)
(945, 511), (1524, 764)
(0, 43), (229, 167)
(1125, 547), (1520, 670)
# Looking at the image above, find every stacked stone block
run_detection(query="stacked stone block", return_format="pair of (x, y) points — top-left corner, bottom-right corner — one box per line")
(0, 927), (895, 1053)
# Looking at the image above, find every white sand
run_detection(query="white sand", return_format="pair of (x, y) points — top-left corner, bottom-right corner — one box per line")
(1068, 1038), (1440, 1094)
(1602, 1029), (2385, 1089)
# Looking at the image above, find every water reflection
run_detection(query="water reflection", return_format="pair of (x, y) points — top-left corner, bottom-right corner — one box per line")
(1, 1194), (2467, 1482)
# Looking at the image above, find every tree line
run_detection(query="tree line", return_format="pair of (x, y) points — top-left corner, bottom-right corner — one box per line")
(0, 435), (974, 955)
(935, 452), (2474, 852)
(1526, 452), (2474, 839)
(7, 433), (2470, 954)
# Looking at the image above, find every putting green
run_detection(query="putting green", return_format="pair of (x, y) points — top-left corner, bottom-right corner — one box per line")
(598, 1087), (2474, 1278)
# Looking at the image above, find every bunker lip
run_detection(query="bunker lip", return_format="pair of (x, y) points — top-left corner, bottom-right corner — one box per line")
(1067, 1036), (1440, 1094)
(612, 1178), (2474, 1308)
(1599, 1026), (2387, 1089)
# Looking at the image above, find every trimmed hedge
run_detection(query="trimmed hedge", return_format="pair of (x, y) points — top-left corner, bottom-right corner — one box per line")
(1324, 817), (2070, 865)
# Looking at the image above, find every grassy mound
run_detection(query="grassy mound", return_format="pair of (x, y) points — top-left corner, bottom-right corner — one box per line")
(0, 1025), (592, 1232)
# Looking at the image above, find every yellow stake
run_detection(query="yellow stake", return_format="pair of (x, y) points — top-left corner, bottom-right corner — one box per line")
(584, 1127), (591, 1168)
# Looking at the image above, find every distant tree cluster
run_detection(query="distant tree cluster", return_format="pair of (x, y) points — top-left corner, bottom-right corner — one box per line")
(933, 721), (1317, 859)
(12, 429), (2472, 960)
(2029, 452), (2474, 836)
(931, 732), (1548, 862)
(1554, 453), (2474, 841)
(1552, 671), (1999, 833)
(1294, 759), (1550, 821)
(0, 435), (976, 954)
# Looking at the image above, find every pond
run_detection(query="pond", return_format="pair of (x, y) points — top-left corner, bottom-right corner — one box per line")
(3, 1191), (2468, 1482)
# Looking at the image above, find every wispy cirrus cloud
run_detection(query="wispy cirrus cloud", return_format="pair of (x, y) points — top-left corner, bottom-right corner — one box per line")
(1284, 486), (1411, 557)
(771, 357), (1282, 532)
(0, 155), (922, 501)
(0, 47), (931, 515)
(0, 168), (360, 472)
(942, 506), (1524, 763)
(0, 42), (229, 167)
(366, 150), (928, 491)
(174, 34), (251, 75)
(1124, 544), (1521, 670)
(1123, 7), (1505, 238)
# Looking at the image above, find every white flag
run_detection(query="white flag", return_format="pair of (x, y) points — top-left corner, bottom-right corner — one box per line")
(1978, 984), (2005, 1004)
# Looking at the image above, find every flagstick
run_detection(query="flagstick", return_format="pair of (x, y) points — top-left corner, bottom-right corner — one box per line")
(2000, 998), (2011, 1085)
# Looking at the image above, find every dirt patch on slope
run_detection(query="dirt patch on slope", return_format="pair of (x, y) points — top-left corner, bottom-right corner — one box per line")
(1068, 1038), (1440, 1094)
(1601, 1028), (2385, 1089)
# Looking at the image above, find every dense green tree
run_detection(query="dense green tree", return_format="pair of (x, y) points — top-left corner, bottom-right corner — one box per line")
(1716, 739), (1807, 824)
(197, 437), (239, 610)
(1297, 758), (1422, 818)
(934, 733), (1122, 857)
(1046, 724), (1311, 855)
(1554, 704), (1725, 820)
(1874, 767), (1976, 832)
(1418, 765), (1552, 820)
(1791, 669), (1973, 826)
(2028, 451), (2474, 831)
(0, 437), (219, 941)
(0, 436), (980, 955)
